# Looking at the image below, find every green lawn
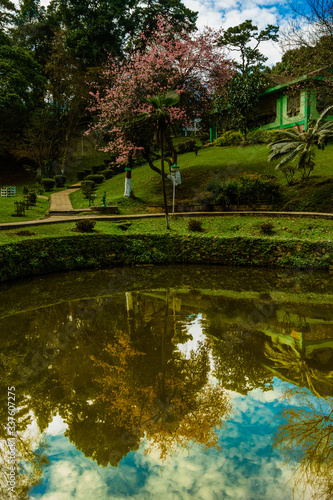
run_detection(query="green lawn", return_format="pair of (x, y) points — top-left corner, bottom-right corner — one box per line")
(1, 215), (332, 245)
(0, 196), (49, 223)
(70, 143), (333, 214)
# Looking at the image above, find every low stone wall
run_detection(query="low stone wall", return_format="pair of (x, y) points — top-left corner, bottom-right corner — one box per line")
(0, 234), (332, 282)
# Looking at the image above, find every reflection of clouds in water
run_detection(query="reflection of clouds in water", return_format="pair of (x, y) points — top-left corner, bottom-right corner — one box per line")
(45, 414), (68, 436)
(177, 314), (205, 360)
(30, 383), (310, 500)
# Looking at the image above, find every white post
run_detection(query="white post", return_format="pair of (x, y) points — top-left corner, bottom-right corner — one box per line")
(173, 176), (176, 214)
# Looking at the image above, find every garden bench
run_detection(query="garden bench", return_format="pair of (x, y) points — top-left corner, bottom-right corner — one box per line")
(1, 186), (16, 197)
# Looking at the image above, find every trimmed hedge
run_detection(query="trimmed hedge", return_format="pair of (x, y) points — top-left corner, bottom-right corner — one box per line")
(0, 234), (332, 282)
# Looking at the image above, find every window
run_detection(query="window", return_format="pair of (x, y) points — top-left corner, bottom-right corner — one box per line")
(287, 94), (300, 117)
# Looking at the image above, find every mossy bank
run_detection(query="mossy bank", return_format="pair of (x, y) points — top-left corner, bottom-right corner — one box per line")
(0, 234), (332, 282)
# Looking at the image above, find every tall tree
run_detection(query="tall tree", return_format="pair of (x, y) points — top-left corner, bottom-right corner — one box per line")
(0, 43), (46, 153)
(146, 91), (180, 229)
(282, 0), (333, 67)
(49, 0), (137, 66)
(128, 0), (197, 50)
(217, 20), (279, 137)
(218, 20), (279, 75)
(89, 17), (231, 199)
(0, 0), (16, 36)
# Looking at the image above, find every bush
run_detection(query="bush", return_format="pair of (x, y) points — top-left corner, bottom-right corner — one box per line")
(41, 178), (56, 191)
(246, 129), (277, 145)
(75, 219), (96, 232)
(100, 169), (114, 180)
(188, 218), (204, 232)
(22, 185), (29, 195)
(177, 139), (197, 154)
(54, 175), (66, 187)
(80, 180), (95, 198)
(207, 172), (281, 206)
(214, 130), (243, 147)
(28, 191), (37, 206)
(85, 174), (105, 184)
(91, 165), (105, 174)
(260, 221), (275, 234)
(76, 169), (91, 181)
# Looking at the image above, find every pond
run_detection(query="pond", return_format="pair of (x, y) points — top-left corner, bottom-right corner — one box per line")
(0, 265), (332, 499)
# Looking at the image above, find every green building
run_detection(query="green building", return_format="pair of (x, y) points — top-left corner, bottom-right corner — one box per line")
(210, 68), (333, 141)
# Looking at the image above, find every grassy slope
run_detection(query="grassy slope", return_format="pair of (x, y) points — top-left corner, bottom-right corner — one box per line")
(70, 143), (333, 214)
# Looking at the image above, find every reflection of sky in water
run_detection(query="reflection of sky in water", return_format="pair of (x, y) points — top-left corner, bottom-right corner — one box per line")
(29, 381), (312, 500)
(177, 314), (205, 360)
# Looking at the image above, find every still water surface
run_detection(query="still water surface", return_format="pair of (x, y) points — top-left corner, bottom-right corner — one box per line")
(0, 265), (332, 499)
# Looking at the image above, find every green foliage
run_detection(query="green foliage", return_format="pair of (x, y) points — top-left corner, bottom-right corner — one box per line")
(208, 172), (281, 206)
(80, 180), (95, 198)
(75, 219), (96, 232)
(27, 190), (37, 205)
(214, 131), (243, 147)
(259, 221), (275, 234)
(100, 169), (114, 180)
(218, 20), (279, 74)
(91, 165), (105, 174)
(76, 169), (92, 181)
(188, 218), (204, 232)
(84, 174), (105, 184)
(0, 232), (332, 282)
(177, 139), (197, 154)
(41, 178), (56, 191)
(246, 129), (276, 144)
(268, 106), (333, 180)
(54, 175), (66, 187)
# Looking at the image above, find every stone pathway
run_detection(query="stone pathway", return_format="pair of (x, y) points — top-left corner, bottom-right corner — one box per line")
(49, 184), (85, 215)
(1, 209), (333, 231)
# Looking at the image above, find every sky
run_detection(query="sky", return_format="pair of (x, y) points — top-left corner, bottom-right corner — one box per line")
(182, 0), (294, 65)
(35, 0), (296, 67)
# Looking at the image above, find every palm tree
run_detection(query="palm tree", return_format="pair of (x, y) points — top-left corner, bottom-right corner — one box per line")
(146, 91), (180, 229)
(268, 105), (333, 180)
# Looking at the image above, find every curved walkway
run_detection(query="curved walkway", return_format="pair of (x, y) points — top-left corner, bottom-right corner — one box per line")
(1, 184), (333, 230)
(1, 210), (333, 231)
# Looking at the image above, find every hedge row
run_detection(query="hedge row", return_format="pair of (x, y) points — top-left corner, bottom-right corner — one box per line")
(0, 234), (332, 282)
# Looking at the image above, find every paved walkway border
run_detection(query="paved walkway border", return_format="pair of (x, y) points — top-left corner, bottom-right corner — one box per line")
(1, 210), (333, 231)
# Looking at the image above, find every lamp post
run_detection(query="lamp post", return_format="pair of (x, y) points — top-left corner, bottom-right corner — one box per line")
(170, 164), (181, 214)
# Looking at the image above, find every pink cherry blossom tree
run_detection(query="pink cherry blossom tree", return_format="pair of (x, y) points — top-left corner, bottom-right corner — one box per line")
(88, 17), (233, 201)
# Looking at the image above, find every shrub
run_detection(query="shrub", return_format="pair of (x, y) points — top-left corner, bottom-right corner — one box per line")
(206, 172), (281, 206)
(100, 169), (114, 180)
(85, 174), (105, 184)
(22, 185), (29, 195)
(28, 191), (37, 205)
(54, 175), (66, 187)
(41, 178), (56, 191)
(188, 218), (203, 232)
(80, 180), (95, 198)
(246, 129), (276, 145)
(214, 130), (243, 147)
(76, 169), (91, 181)
(260, 221), (275, 234)
(75, 219), (96, 232)
(177, 139), (197, 154)
(91, 165), (105, 174)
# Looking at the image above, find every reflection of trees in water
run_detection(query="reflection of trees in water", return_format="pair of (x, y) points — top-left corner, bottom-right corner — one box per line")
(205, 326), (274, 395)
(274, 389), (333, 500)
(0, 291), (231, 469)
(90, 291), (231, 462)
(0, 396), (49, 499)
(264, 342), (333, 398)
